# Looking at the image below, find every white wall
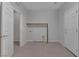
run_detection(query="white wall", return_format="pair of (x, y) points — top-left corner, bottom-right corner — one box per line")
(48, 10), (59, 42)
(27, 10), (50, 23)
(57, 8), (64, 45)
(27, 10), (59, 42)
(27, 10), (48, 42)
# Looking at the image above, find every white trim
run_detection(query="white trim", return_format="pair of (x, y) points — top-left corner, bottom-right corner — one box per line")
(13, 8), (22, 47)
(48, 40), (59, 42)
(25, 40), (59, 43)
(20, 14), (23, 47)
(58, 40), (65, 46)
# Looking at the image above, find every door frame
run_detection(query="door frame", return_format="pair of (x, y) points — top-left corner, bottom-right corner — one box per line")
(0, 2), (2, 56)
(13, 8), (22, 47)
(11, 3), (24, 47)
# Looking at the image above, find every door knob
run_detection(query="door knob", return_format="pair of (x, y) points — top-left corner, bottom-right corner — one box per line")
(0, 35), (8, 38)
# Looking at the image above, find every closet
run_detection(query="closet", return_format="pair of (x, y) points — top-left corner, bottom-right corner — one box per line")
(27, 23), (48, 43)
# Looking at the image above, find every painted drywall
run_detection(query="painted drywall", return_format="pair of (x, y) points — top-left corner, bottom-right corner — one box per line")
(63, 2), (78, 56)
(27, 10), (59, 42)
(27, 10), (50, 23)
(57, 2), (75, 45)
(14, 11), (20, 42)
(57, 8), (64, 45)
(27, 10), (49, 42)
(48, 10), (59, 42)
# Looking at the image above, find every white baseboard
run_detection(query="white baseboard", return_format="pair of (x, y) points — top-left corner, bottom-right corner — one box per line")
(58, 41), (65, 47)
(26, 40), (44, 42)
(26, 40), (59, 43)
(48, 40), (59, 42)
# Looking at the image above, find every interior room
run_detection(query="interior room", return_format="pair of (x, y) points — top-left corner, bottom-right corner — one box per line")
(0, 2), (79, 57)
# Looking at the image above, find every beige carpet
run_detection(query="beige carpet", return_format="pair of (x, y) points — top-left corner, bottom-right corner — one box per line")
(13, 42), (75, 57)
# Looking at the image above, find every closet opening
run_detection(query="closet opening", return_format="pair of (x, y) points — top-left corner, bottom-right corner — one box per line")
(27, 23), (48, 43)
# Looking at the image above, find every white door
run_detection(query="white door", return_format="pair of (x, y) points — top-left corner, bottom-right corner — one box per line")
(64, 4), (78, 56)
(1, 2), (14, 57)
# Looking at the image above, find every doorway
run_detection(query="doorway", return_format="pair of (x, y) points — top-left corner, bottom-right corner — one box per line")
(13, 10), (20, 52)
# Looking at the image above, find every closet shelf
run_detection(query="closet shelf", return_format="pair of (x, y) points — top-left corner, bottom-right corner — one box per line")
(27, 23), (48, 25)
(27, 23), (48, 27)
